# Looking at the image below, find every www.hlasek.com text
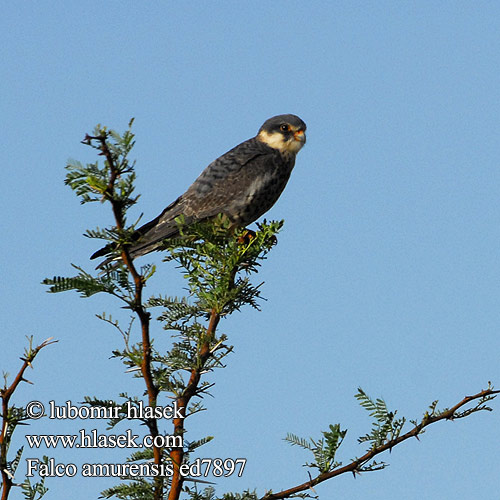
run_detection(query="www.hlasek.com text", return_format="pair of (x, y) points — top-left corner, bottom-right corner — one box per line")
(26, 429), (183, 449)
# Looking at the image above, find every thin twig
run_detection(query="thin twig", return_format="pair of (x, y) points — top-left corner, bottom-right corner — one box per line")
(260, 387), (499, 500)
(0, 337), (57, 500)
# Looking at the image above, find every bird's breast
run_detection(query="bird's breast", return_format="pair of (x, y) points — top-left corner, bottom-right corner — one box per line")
(245, 172), (273, 204)
(231, 159), (295, 225)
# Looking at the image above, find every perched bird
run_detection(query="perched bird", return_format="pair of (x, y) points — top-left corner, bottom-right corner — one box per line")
(91, 114), (306, 264)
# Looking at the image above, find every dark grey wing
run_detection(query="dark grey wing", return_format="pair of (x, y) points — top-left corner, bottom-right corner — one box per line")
(127, 138), (276, 258)
(180, 136), (294, 226)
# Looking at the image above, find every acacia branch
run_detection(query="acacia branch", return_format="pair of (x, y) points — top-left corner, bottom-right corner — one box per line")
(261, 387), (499, 500)
(168, 308), (221, 500)
(0, 337), (57, 500)
(87, 132), (162, 499)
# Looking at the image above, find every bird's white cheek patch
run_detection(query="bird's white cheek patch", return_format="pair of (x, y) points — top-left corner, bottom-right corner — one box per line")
(257, 131), (286, 150)
(258, 130), (304, 154)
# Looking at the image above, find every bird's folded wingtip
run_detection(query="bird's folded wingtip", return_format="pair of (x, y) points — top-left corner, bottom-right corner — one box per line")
(90, 243), (114, 260)
(90, 249), (104, 260)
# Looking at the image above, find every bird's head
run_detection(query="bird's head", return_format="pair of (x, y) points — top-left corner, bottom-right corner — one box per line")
(257, 114), (307, 154)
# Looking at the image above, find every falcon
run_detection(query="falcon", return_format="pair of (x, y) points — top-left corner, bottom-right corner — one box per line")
(91, 114), (306, 264)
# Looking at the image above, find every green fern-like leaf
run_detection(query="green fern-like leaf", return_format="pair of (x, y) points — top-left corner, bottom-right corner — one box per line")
(284, 432), (314, 451)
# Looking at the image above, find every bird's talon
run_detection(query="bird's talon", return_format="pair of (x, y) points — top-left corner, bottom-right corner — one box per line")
(237, 230), (256, 245)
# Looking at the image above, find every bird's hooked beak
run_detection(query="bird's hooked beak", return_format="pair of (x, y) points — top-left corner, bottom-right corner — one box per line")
(293, 129), (306, 145)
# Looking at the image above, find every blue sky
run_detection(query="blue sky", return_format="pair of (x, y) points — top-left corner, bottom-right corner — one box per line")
(2, 2), (499, 499)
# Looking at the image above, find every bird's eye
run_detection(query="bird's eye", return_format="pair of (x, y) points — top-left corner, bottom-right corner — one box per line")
(280, 124), (289, 132)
